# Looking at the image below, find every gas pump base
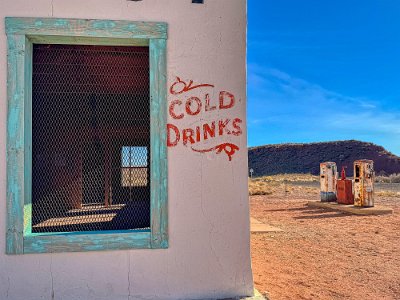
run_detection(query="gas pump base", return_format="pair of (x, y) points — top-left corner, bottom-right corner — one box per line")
(320, 191), (337, 202)
(308, 201), (393, 215)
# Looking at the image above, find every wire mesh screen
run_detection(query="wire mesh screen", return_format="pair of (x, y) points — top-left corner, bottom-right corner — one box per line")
(31, 44), (150, 233)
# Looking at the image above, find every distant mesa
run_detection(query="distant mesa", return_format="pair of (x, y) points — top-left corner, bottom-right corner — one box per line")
(248, 140), (400, 177)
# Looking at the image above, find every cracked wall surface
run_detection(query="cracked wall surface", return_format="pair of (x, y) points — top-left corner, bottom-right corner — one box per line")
(0, 0), (253, 299)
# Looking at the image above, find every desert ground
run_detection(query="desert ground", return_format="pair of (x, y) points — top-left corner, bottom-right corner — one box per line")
(249, 174), (400, 300)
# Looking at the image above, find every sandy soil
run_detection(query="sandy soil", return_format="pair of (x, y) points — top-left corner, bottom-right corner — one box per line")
(250, 185), (400, 300)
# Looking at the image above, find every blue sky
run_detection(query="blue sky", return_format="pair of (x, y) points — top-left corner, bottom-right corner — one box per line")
(247, 1), (400, 155)
(122, 146), (147, 167)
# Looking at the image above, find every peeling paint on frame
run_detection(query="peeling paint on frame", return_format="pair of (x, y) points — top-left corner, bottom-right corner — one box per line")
(5, 17), (168, 254)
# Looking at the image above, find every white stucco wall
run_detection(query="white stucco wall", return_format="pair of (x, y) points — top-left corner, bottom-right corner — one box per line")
(0, 1), (252, 299)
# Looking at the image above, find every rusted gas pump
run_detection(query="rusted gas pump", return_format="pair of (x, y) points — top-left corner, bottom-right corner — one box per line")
(320, 162), (337, 202)
(353, 159), (374, 207)
(336, 166), (354, 204)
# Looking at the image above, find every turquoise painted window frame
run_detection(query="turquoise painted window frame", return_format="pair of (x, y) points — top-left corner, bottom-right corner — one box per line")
(5, 17), (168, 254)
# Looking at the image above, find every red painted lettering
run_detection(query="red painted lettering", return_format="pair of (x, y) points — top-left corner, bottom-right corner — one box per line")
(232, 118), (242, 136)
(185, 97), (202, 116)
(205, 93), (217, 111)
(203, 121), (216, 140)
(169, 100), (184, 119)
(167, 77), (242, 161)
(218, 119), (231, 135)
(191, 142), (240, 161)
(167, 123), (180, 147)
(170, 76), (214, 95)
(183, 128), (195, 145)
(219, 91), (235, 109)
(195, 126), (201, 142)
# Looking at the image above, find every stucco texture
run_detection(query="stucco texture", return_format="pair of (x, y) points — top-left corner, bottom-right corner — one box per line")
(0, 0), (252, 299)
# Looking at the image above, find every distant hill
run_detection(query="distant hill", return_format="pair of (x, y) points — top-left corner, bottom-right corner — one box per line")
(248, 140), (400, 177)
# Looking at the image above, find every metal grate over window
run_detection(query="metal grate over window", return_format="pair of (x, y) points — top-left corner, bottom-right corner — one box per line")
(31, 44), (150, 233)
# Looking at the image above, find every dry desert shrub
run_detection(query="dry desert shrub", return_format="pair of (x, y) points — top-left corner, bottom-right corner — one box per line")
(248, 174), (319, 196)
(375, 173), (400, 183)
(375, 190), (400, 197)
(259, 173), (319, 182)
(248, 179), (274, 195)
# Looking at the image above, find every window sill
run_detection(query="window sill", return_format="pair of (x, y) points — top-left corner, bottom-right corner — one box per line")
(23, 229), (155, 254)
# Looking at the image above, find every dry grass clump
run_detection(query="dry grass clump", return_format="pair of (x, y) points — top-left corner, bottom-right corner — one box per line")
(248, 179), (274, 196)
(248, 174), (319, 196)
(375, 190), (400, 197)
(257, 173), (319, 183)
(375, 173), (400, 183)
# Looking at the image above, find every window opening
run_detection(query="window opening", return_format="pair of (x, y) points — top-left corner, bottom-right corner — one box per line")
(31, 44), (151, 233)
(355, 165), (360, 178)
(121, 146), (148, 187)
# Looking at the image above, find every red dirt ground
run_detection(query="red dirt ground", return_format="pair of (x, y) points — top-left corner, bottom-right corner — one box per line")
(250, 191), (400, 300)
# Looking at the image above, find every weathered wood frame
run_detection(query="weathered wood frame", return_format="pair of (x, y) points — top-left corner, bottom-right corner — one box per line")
(5, 17), (168, 254)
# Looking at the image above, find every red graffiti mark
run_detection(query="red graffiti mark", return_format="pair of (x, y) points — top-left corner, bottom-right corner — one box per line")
(170, 76), (214, 95)
(191, 143), (240, 161)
